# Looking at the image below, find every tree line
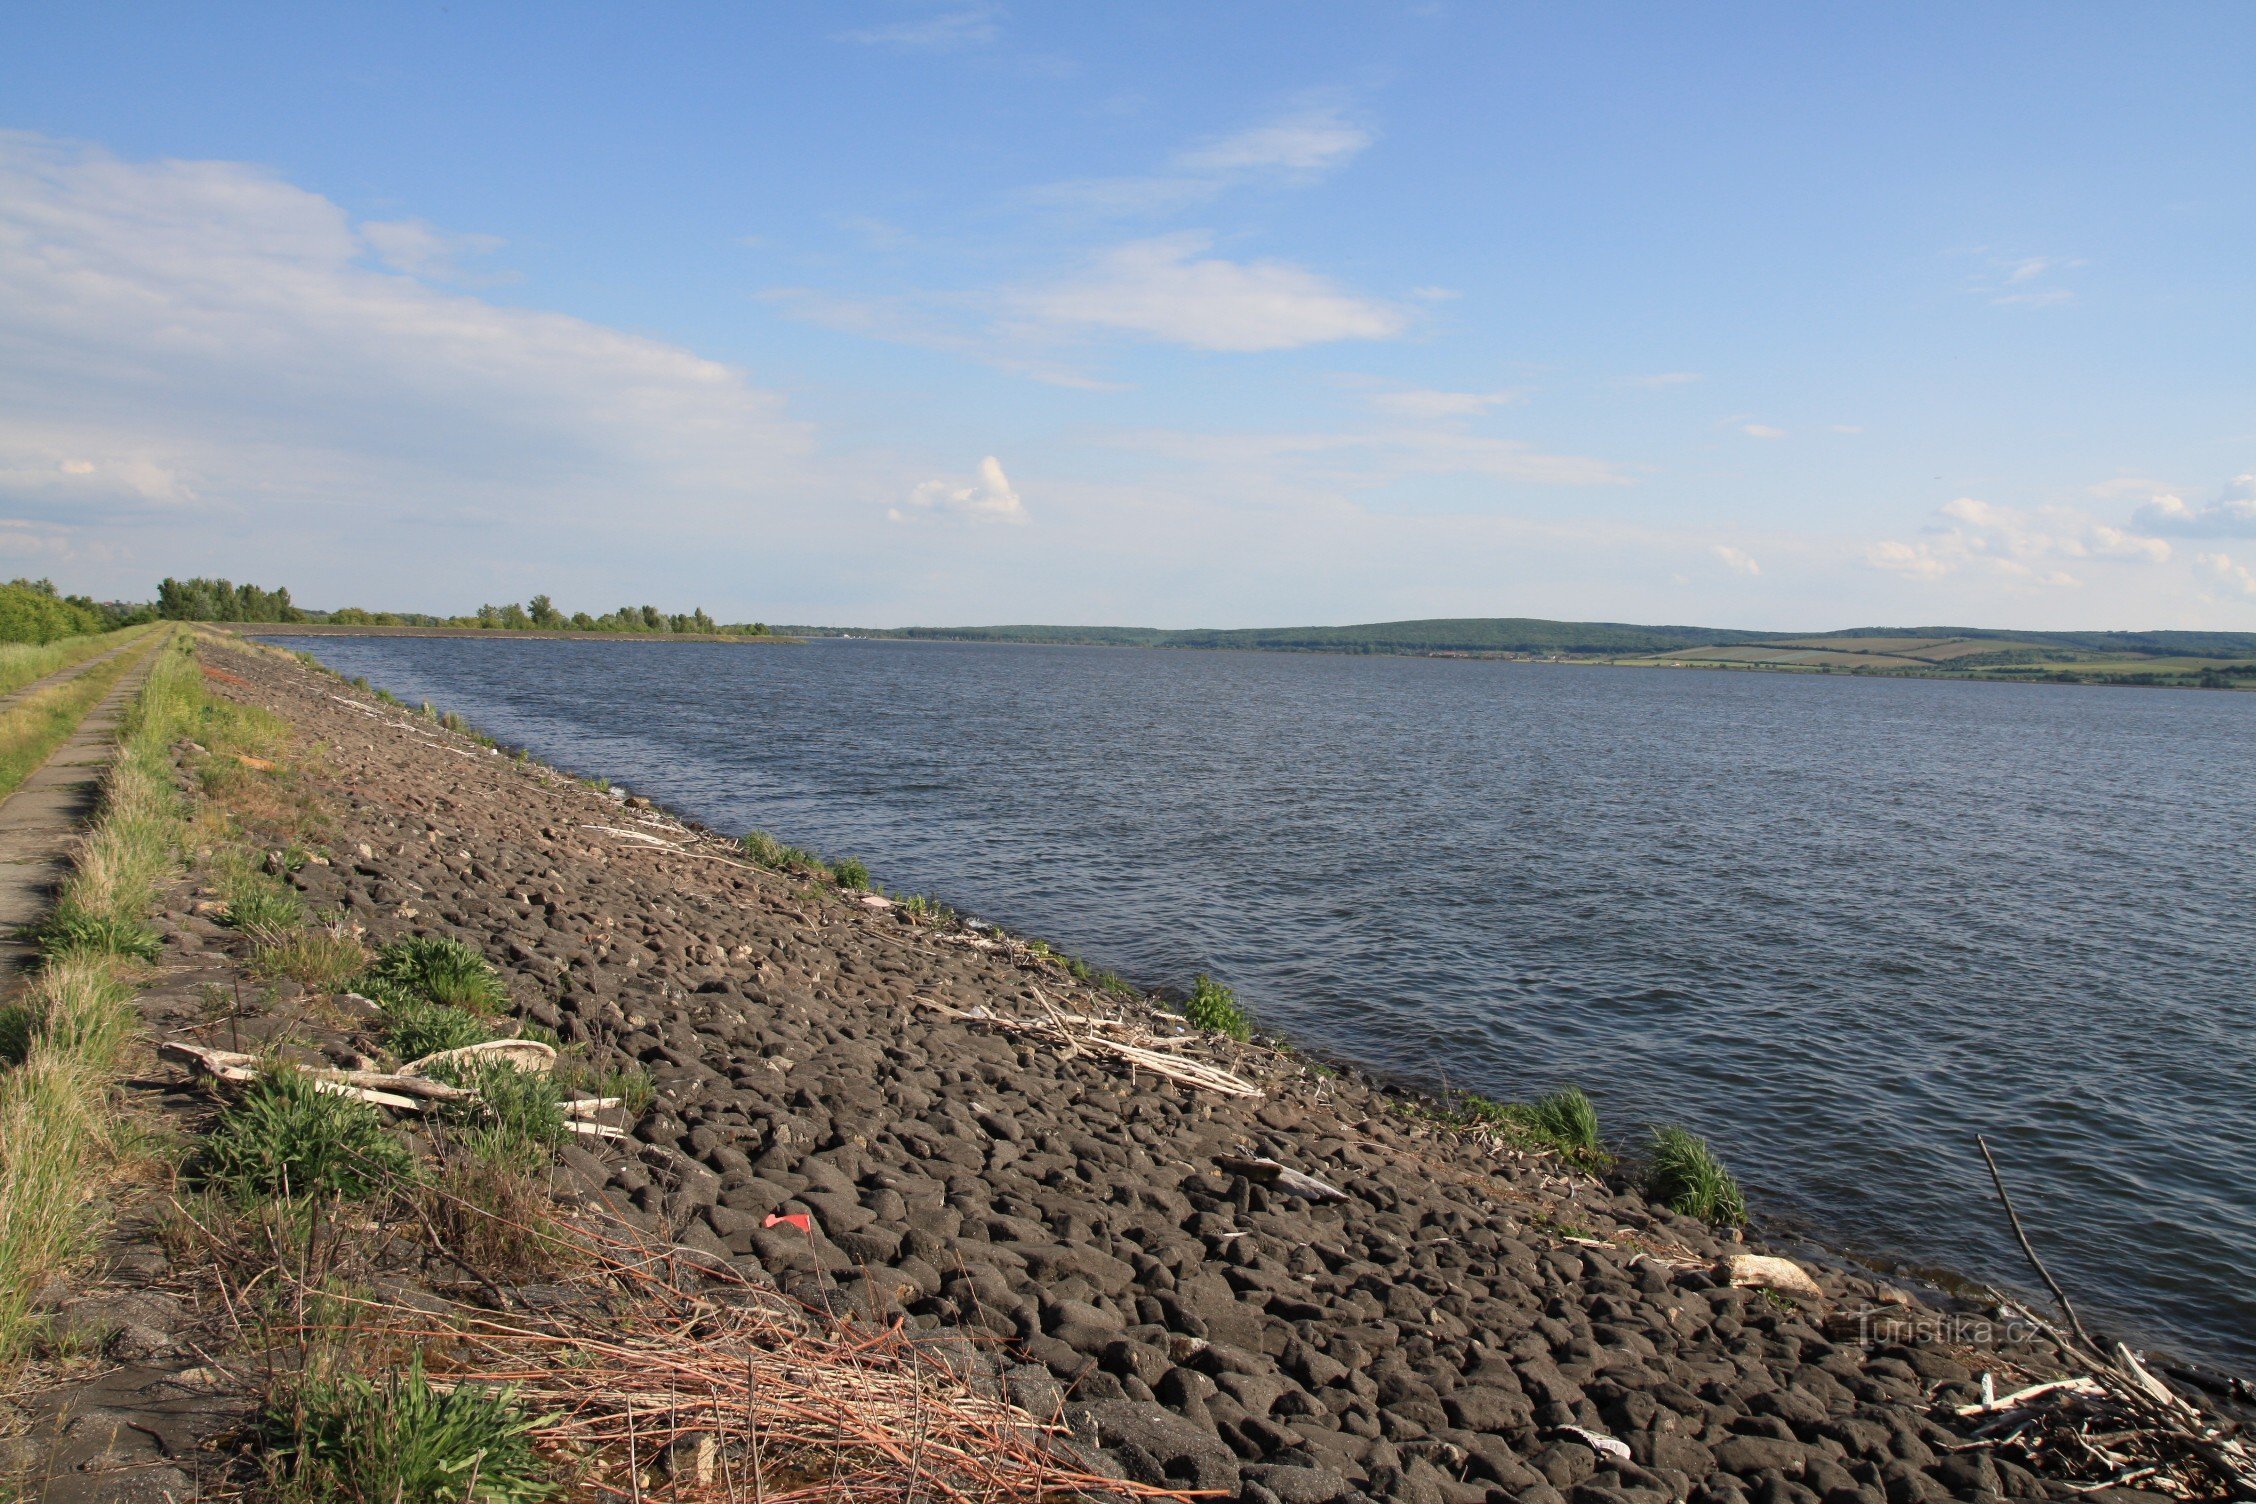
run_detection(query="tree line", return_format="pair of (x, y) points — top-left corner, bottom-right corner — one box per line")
(148, 579), (767, 636)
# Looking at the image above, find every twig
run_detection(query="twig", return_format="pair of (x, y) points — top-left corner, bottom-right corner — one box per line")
(1976, 1134), (2095, 1350)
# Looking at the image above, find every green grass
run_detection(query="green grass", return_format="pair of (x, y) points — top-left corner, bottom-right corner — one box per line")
(198, 1070), (416, 1204)
(556, 1055), (655, 1116)
(373, 993), (492, 1063)
(219, 869), (307, 934)
(251, 923), (369, 993)
(1643, 1125), (1747, 1227)
(366, 935), (509, 1014)
(1459, 1086), (1611, 1169)
(0, 635), (145, 803)
(739, 829), (828, 875)
(0, 627), (148, 698)
(1183, 974), (1252, 1041)
(830, 855), (869, 890)
(272, 1355), (557, 1504)
(0, 629), (190, 1366)
(427, 1058), (568, 1170)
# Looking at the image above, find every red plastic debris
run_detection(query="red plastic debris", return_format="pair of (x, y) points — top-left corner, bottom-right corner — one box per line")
(764, 1212), (812, 1232)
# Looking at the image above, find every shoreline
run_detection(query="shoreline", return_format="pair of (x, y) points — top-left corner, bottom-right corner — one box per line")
(32, 633), (2245, 1502)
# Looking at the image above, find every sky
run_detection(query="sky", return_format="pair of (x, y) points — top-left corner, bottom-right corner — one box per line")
(3, 3), (2254, 631)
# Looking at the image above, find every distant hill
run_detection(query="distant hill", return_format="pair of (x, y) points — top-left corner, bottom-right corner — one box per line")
(775, 616), (2256, 659)
(762, 616), (2256, 688)
(774, 617), (1782, 655)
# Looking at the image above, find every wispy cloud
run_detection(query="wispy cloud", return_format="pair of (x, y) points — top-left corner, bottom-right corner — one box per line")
(1626, 371), (1702, 389)
(2197, 551), (2256, 594)
(1711, 544), (1761, 576)
(2131, 475), (2256, 537)
(1739, 422), (1785, 440)
(1866, 496), (2171, 586)
(889, 455), (1025, 524)
(1963, 249), (2085, 307)
(1028, 104), (1371, 217)
(1363, 387), (1524, 419)
(1111, 423), (1628, 489)
(833, 4), (999, 51)
(0, 131), (814, 566)
(1018, 232), (1407, 352)
(359, 218), (508, 283)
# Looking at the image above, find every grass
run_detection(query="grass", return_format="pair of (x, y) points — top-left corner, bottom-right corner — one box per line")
(219, 868), (308, 934)
(428, 1057), (568, 1170)
(830, 855), (870, 890)
(556, 1054), (655, 1116)
(251, 921), (370, 993)
(367, 934), (509, 1014)
(1183, 974), (1252, 1041)
(740, 829), (826, 875)
(376, 994), (493, 1062)
(1643, 1124), (1747, 1227)
(0, 630), (193, 1363)
(0, 624), (147, 700)
(0, 636), (145, 803)
(271, 1355), (557, 1504)
(1458, 1085), (1611, 1170)
(198, 1069), (417, 1204)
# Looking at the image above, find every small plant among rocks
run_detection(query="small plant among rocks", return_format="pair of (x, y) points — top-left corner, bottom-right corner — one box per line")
(377, 997), (492, 1063)
(366, 935), (508, 1014)
(830, 856), (870, 890)
(272, 1356), (557, 1504)
(32, 901), (161, 962)
(251, 921), (368, 993)
(199, 1070), (416, 1204)
(1643, 1124), (1748, 1227)
(219, 870), (306, 936)
(1460, 1085), (1613, 1171)
(1184, 974), (1252, 1041)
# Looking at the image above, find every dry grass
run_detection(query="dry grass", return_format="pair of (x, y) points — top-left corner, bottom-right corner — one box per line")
(250, 920), (371, 993)
(0, 625), (146, 700)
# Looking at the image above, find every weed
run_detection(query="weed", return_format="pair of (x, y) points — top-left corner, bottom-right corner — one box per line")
(272, 1355), (557, 1504)
(374, 994), (491, 1063)
(1184, 974), (1252, 1041)
(831, 856), (870, 890)
(33, 901), (161, 962)
(220, 871), (306, 934)
(1461, 1086), (1611, 1169)
(581, 774), (610, 793)
(419, 1149), (588, 1283)
(199, 1070), (416, 1204)
(556, 1055), (655, 1116)
(428, 1059), (567, 1170)
(1643, 1125), (1747, 1227)
(367, 935), (508, 1014)
(251, 922), (368, 992)
(739, 829), (788, 868)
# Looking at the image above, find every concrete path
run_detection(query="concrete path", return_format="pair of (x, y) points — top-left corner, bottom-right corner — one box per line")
(0, 638), (165, 982)
(0, 632), (146, 714)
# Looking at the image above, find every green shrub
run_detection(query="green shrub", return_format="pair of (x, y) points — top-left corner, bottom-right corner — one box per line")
(1463, 1086), (1609, 1168)
(373, 991), (491, 1063)
(830, 856), (870, 890)
(556, 1055), (655, 1117)
(275, 1356), (556, 1503)
(739, 830), (788, 868)
(221, 873), (305, 935)
(367, 935), (507, 1014)
(200, 1071), (415, 1203)
(429, 1059), (567, 1170)
(1184, 974), (1251, 1041)
(1643, 1125), (1747, 1226)
(33, 901), (161, 962)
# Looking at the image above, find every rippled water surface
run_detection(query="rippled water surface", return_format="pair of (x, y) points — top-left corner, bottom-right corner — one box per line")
(268, 635), (2256, 1370)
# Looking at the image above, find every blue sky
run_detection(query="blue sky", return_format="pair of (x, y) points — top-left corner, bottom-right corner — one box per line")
(4, 2), (2254, 628)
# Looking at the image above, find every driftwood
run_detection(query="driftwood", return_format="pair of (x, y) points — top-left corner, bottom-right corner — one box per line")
(1217, 1155), (1348, 1202)
(157, 1037), (627, 1137)
(1972, 1136), (2256, 1498)
(913, 993), (1263, 1099)
(1717, 1253), (1825, 1302)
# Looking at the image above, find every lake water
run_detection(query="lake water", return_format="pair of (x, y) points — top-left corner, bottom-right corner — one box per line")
(266, 634), (2256, 1372)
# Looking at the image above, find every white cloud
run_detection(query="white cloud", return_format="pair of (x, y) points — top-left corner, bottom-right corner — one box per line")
(0, 131), (817, 583)
(889, 455), (1025, 524)
(1364, 388), (1524, 420)
(2196, 552), (2256, 594)
(359, 218), (507, 281)
(1022, 233), (1406, 352)
(1111, 425), (1627, 489)
(1867, 496), (2172, 586)
(1176, 111), (1370, 175)
(1711, 544), (1761, 576)
(1740, 422), (1785, 440)
(1966, 251), (2084, 307)
(2132, 475), (2256, 537)
(834, 4), (999, 50)
(1029, 105), (1370, 216)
